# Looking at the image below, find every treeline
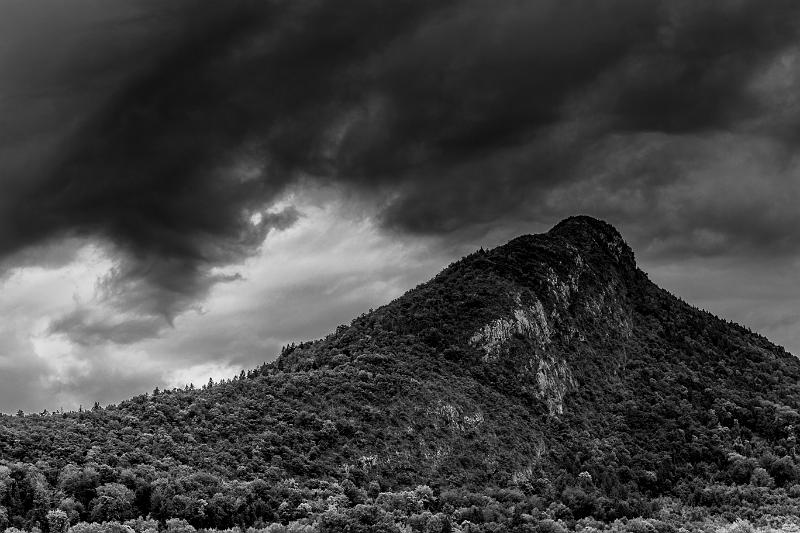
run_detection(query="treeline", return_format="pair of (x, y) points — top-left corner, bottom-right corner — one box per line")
(0, 459), (647, 531)
(4, 477), (800, 533)
(5, 456), (800, 533)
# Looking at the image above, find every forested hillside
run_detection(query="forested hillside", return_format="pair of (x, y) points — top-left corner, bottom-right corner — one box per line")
(2, 216), (800, 533)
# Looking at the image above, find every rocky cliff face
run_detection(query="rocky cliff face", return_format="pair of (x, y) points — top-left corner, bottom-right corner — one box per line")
(460, 216), (637, 415)
(469, 293), (569, 415)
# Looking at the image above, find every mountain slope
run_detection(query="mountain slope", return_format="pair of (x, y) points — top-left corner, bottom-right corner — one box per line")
(2, 216), (800, 531)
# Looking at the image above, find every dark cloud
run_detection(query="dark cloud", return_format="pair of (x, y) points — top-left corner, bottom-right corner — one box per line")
(2, 0), (800, 344)
(0, 0), (452, 341)
(45, 206), (300, 345)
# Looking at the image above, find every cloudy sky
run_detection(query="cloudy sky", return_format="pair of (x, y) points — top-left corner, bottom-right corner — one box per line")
(1, 0), (800, 413)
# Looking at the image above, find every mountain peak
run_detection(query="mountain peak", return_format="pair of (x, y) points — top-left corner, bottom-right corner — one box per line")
(548, 215), (636, 269)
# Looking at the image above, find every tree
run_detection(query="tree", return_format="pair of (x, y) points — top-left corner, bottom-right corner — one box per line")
(46, 509), (69, 533)
(59, 464), (100, 510)
(750, 468), (774, 488)
(165, 518), (196, 533)
(90, 483), (135, 522)
(341, 479), (364, 506)
(727, 453), (756, 484)
(58, 497), (84, 525)
(769, 456), (797, 487)
(368, 481), (381, 500)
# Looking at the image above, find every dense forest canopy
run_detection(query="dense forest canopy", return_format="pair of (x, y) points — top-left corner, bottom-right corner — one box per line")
(2, 217), (800, 533)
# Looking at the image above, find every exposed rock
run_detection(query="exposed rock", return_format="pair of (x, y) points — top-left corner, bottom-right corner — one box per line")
(469, 294), (573, 415)
(469, 299), (552, 360)
(428, 401), (485, 431)
(535, 356), (574, 415)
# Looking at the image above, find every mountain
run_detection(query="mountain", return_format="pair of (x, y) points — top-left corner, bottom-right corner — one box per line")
(2, 216), (800, 533)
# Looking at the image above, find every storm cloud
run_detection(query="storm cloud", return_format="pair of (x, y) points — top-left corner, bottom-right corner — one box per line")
(1, 0), (800, 391)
